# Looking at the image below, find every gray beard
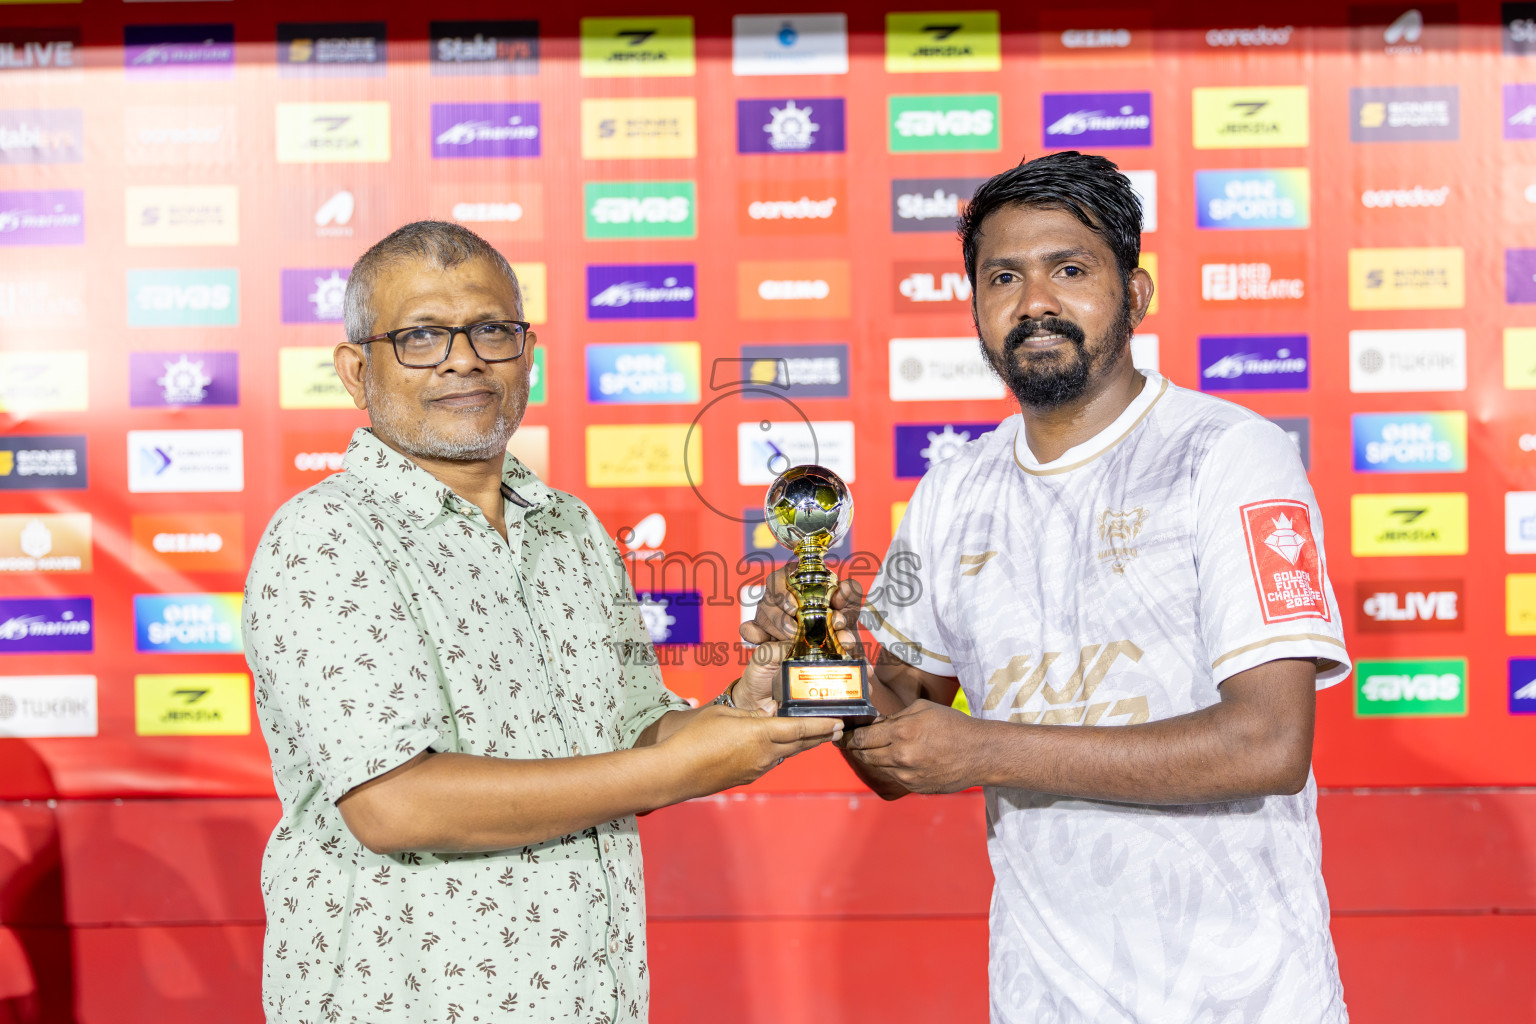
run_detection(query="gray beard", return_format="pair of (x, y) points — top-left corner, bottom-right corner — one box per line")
(363, 377), (523, 462)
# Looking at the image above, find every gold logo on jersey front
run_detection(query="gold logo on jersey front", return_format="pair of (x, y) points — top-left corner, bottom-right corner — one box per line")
(1097, 507), (1148, 573)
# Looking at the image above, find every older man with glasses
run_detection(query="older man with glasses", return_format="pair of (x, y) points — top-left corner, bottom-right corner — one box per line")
(242, 221), (841, 1023)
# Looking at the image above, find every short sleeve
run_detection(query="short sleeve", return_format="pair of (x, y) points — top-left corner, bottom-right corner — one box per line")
(1194, 418), (1351, 689)
(861, 470), (958, 678)
(244, 508), (446, 804)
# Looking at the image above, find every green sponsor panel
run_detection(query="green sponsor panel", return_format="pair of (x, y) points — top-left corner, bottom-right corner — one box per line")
(584, 181), (696, 240)
(529, 347), (547, 405)
(1354, 658), (1468, 717)
(888, 93), (1000, 153)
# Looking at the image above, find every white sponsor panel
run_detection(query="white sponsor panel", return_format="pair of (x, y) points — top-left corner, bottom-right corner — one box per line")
(1348, 329), (1467, 393)
(1124, 170), (1156, 232)
(737, 419), (854, 485)
(1130, 333), (1159, 372)
(732, 14), (849, 76)
(127, 429), (244, 493)
(1509, 492), (1536, 554)
(889, 337), (1007, 401)
(0, 675), (97, 738)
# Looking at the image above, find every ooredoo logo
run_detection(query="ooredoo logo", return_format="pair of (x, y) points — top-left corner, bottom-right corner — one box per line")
(131, 514), (245, 574)
(739, 177), (845, 235)
(282, 431), (353, 492)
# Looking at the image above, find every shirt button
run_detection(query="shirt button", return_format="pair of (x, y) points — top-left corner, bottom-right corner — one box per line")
(609, 939), (620, 954)
(571, 743), (580, 755)
(603, 838), (611, 853)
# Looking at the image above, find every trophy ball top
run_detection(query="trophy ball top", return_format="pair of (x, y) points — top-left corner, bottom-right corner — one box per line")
(763, 464), (854, 551)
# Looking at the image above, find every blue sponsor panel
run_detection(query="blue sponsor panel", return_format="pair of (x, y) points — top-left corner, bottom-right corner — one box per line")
(635, 590), (702, 645)
(1195, 169), (1309, 229)
(133, 593), (243, 654)
(1512, 658), (1536, 714)
(0, 596), (92, 653)
(0, 434), (87, 490)
(587, 263), (696, 320)
(1268, 416), (1311, 470)
(738, 343), (850, 399)
(585, 343), (700, 404)
(1041, 91), (1152, 148)
(1198, 335), (1310, 391)
(1351, 412), (1467, 473)
(894, 422), (995, 479)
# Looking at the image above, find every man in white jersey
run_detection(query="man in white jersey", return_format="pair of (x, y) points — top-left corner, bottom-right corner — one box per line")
(743, 152), (1350, 1022)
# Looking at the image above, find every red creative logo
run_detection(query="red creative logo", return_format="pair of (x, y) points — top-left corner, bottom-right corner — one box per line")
(1240, 499), (1330, 624)
(1199, 255), (1306, 306)
(1355, 579), (1463, 633)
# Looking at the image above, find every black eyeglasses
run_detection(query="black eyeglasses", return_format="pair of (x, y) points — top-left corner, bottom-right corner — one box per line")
(355, 320), (531, 368)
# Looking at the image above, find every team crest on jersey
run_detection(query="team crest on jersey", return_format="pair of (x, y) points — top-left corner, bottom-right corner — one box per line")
(1096, 507), (1148, 573)
(1240, 499), (1330, 623)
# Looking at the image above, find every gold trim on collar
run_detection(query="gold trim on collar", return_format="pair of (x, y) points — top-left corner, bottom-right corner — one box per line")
(1012, 376), (1170, 477)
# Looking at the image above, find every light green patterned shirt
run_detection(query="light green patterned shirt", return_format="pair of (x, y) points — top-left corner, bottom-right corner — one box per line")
(244, 428), (687, 1023)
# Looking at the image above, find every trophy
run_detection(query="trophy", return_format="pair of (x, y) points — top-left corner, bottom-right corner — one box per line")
(762, 465), (878, 725)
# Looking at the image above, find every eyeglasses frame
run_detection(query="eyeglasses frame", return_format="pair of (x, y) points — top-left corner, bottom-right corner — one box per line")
(353, 319), (533, 368)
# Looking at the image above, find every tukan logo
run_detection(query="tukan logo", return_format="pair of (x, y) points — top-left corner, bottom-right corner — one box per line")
(1351, 86), (1459, 142)
(0, 597), (92, 654)
(128, 269), (238, 327)
(0, 676), (96, 739)
(1349, 247), (1464, 310)
(0, 513), (90, 574)
(736, 97), (845, 154)
(1355, 659), (1467, 717)
(1195, 169), (1309, 229)
(124, 24), (234, 80)
(1351, 492), (1468, 556)
(127, 429), (243, 494)
(587, 264), (696, 320)
(1356, 579), (1463, 633)
(430, 20), (538, 76)
(580, 17), (695, 77)
(635, 591), (702, 645)
(128, 352), (239, 408)
(891, 177), (986, 232)
(1198, 335), (1310, 392)
(1350, 329), (1466, 392)
(889, 94), (1000, 153)
(1192, 87), (1309, 149)
(889, 338), (1006, 401)
(0, 28), (81, 73)
(431, 103), (540, 159)
(581, 98), (697, 159)
(0, 189), (82, 245)
(885, 11), (1001, 72)
(0, 435), (87, 491)
(1352, 412), (1466, 473)
(738, 261), (849, 320)
(276, 21), (386, 77)
(275, 102), (390, 163)
(1199, 257), (1306, 305)
(131, 514), (244, 574)
(893, 262), (972, 311)
(1042, 92), (1152, 147)
(738, 343), (850, 399)
(280, 267), (348, 323)
(739, 177), (845, 235)
(1512, 658), (1536, 714)
(895, 422), (995, 478)
(586, 343), (700, 404)
(133, 593), (242, 654)
(0, 109), (82, 165)
(585, 181), (694, 239)
(732, 14), (848, 76)
(1241, 500), (1330, 624)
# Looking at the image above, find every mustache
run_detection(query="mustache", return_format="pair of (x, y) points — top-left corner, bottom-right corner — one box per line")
(422, 382), (504, 402)
(1004, 317), (1087, 350)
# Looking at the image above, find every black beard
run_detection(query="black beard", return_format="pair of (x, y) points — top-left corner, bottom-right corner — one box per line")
(980, 292), (1134, 409)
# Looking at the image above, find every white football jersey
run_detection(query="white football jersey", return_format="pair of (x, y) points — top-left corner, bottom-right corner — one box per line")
(865, 372), (1349, 1024)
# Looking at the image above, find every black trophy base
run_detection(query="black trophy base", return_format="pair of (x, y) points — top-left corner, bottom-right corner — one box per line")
(777, 659), (877, 726)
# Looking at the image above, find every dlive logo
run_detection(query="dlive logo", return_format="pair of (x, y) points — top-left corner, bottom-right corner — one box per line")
(1356, 579), (1462, 633)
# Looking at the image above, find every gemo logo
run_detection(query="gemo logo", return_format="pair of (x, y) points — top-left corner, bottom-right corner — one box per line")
(1060, 28), (1131, 47)
(759, 279), (828, 300)
(452, 202), (523, 223)
(152, 532), (223, 553)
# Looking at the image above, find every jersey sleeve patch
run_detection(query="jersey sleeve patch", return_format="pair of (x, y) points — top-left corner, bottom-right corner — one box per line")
(1239, 499), (1331, 624)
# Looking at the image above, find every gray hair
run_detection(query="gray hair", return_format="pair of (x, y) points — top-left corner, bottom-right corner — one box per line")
(343, 220), (522, 343)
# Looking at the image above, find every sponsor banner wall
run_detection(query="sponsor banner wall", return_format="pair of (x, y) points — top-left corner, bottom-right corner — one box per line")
(0, 6), (1531, 802)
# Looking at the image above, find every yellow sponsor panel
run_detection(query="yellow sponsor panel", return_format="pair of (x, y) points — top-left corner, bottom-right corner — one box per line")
(586, 424), (697, 487)
(1348, 247), (1464, 311)
(510, 262), (547, 325)
(1139, 253), (1158, 316)
(125, 185), (239, 246)
(0, 351), (88, 414)
(892, 501), (909, 536)
(1351, 492), (1468, 557)
(581, 98), (697, 160)
(1505, 328), (1536, 389)
(135, 673), (251, 736)
(276, 102), (391, 164)
(1509, 574), (1536, 635)
(580, 17), (695, 77)
(1192, 86), (1309, 149)
(279, 347), (353, 410)
(0, 512), (91, 572)
(885, 11), (1002, 72)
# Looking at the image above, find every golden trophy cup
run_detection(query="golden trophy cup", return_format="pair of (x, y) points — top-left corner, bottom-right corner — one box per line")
(762, 464), (877, 725)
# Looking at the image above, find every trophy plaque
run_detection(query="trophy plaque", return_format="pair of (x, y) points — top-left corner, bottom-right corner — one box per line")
(762, 465), (878, 726)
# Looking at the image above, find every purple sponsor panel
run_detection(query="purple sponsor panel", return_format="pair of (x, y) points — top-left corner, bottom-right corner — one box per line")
(1507, 249), (1536, 303)
(587, 264), (696, 321)
(124, 24), (235, 80)
(431, 103), (541, 158)
(635, 590), (702, 645)
(736, 98), (846, 154)
(0, 596), (93, 654)
(1505, 84), (1536, 139)
(1198, 334), (1310, 392)
(280, 267), (349, 323)
(895, 422), (995, 479)
(1042, 92), (1153, 148)
(128, 351), (240, 407)
(0, 189), (83, 245)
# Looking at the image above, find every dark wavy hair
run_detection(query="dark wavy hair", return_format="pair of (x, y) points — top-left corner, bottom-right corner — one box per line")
(959, 152), (1144, 287)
